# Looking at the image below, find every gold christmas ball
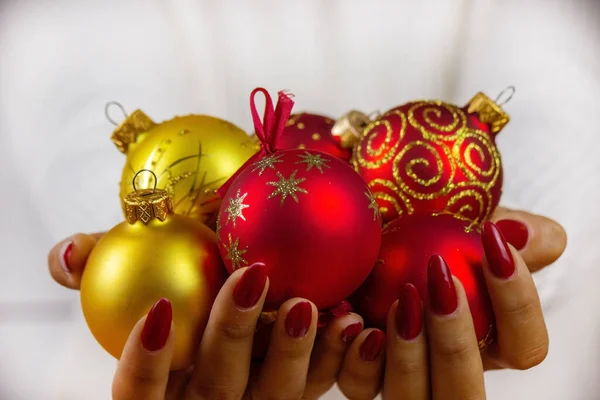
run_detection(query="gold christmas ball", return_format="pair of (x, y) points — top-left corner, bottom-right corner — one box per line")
(80, 188), (226, 370)
(111, 110), (257, 224)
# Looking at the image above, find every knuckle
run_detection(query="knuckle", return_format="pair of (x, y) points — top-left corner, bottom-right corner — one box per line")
(501, 298), (538, 320)
(218, 320), (257, 341)
(434, 335), (478, 362)
(393, 358), (425, 377)
(271, 340), (309, 360)
(507, 341), (549, 370)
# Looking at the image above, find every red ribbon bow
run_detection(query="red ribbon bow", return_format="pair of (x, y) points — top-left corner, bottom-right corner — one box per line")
(217, 88), (295, 198)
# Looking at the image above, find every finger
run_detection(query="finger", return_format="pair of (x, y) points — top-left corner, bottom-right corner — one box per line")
(491, 206), (567, 272)
(251, 298), (318, 400)
(185, 263), (269, 400)
(47, 232), (104, 289)
(337, 328), (386, 400)
(481, 222), (549, 370)
(303, 313), (364, 399)
(112, 298), (174, 400)
(427, 255), (485, 400)
(383, 283), (428, 400)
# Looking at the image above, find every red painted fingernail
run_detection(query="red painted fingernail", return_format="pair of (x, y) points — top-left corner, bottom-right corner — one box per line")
(428, 255), (458, 315)
(285, 301), (313, 338)
(60, 241), (73, 273)
(496, 219), (529, 250)
(233, 263), (268, 308)
(395, 283), (422, 340)
(482, 222), (516, 279)
(340, 322), (363, 344)
(141, 298), (172, 351)
(359, 330), (385, 362)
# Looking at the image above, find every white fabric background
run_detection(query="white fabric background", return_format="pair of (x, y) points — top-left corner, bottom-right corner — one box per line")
(0, 0), (599, 399)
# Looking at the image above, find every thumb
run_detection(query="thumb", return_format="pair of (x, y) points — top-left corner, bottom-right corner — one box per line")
(491, 207), (567, 272)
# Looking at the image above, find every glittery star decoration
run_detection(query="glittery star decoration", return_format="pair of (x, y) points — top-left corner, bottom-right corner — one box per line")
(224, 189), (250, 228)
(224, 233), (248, 270)
(267, 170), (308, 206)
(251, 153), (284, 176)
(365, 191), (380, 221)
(215, 215), (221, 236)
(296, 151), (331, 174)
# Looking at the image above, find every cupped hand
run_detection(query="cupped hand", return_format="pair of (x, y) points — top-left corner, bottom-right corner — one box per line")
(336, 220), (553, 399)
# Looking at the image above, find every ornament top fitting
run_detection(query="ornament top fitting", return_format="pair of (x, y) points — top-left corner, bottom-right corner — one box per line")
(466, 86), (515, 135)
(105, 101), (156, 154)
(331, 110), (372, 149)
(123, 170), (174, 225)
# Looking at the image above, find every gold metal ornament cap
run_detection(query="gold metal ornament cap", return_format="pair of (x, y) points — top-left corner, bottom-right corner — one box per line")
(110, 109), (156, 153)
(466, 92), (511, 135)
(123, 188), (174, 225)
(331, 110), (372, 149)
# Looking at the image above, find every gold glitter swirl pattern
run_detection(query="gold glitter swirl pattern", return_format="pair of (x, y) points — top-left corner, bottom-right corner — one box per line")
(354, 110), (406, 169)
(393, 140), (456, 200)
(407, 101), (467, 142)
(443, 182), (493, 226)
(452, 129), (501, 187)
(367, 179), (414, 217)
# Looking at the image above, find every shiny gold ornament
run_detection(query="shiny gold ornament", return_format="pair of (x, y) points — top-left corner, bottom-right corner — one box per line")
(111, 108), (257, 225)
(80, 184), (226, 370)
(331, 110), (372, 149)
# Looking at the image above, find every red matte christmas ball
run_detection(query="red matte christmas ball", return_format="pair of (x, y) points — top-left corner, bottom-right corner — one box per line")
(353, 91), (511, 225)
(217, 88), (382, 310)
(355, 213), (495, 349)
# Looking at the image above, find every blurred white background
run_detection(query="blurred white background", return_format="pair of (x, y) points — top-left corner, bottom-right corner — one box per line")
(0, 0), (599, 398)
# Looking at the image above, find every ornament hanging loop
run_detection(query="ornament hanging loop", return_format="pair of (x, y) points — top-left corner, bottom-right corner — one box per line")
(494, 86), (516, 107)
(132, 169), (158, 192)
(105, 101), (128, 126)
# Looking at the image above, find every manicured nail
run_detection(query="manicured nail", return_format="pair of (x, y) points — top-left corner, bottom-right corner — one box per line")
(482, 222), (516, 279)
(496, 219), (529, 250)
(285, 301), (313, 338)
(233, 263), (268, 309)
(359, 330), (385, 362)
(341, 322), (363, 344)
(395, 283), (422, 340)
(59, 241), (74, 273)
(141, 298), (172, 351)
(427, 255), (458, 315)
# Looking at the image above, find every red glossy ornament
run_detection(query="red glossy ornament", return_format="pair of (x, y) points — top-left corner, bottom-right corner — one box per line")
(353, 92), (510, 225)
(217, 88), (382, 310)
(278, 113), (352, 161)
(355, 213), (495, 349)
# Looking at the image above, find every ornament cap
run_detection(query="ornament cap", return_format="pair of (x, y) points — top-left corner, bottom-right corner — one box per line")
(466, 92), (510, 134)
(110, 109), (156, 153)
(123, 188), (174, 225)
(331, 110), (371, 149)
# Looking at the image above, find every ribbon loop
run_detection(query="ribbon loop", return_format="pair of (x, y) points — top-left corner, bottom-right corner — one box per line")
(217, 87), (295, 198)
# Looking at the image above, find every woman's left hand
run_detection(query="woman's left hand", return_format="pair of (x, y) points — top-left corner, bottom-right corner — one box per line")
(111, 263), (365, 400)
(337, 221), (551, 399)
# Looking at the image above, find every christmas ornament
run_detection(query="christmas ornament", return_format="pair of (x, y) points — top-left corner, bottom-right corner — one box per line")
(355, 213), (495, 349)
(80, 173), (226, 370)
(216, 88), (382, 310)
(278, 111), (371, 161)
(107, 102), (257, 225)
(353, 88), (513, 225)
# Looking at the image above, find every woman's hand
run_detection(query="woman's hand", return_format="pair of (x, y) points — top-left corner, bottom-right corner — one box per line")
(109, 264), (368, 399)
(336, 221), (552, 399)
(48, 240), (366, 399)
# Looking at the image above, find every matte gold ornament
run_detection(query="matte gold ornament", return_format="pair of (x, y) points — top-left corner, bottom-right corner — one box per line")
(109, 104), (257, 226)
(80, 178), (226, 370)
